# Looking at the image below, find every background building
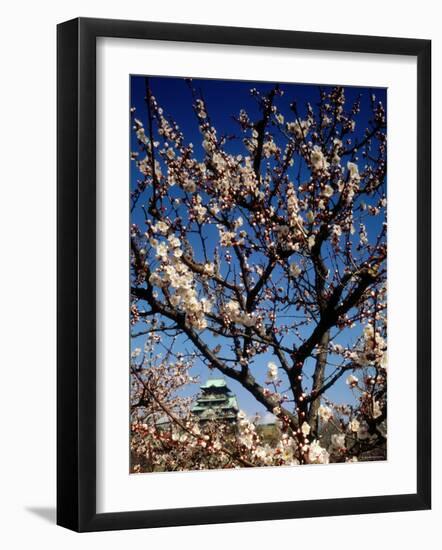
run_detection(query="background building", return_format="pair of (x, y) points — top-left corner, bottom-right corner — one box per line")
(191, 379), (239, 423)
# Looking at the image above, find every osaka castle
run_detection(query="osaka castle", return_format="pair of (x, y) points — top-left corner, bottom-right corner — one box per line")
(191, 378), (239, 423)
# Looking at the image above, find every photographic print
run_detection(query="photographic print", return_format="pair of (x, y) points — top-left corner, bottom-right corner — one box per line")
(129, 75), (387, 474)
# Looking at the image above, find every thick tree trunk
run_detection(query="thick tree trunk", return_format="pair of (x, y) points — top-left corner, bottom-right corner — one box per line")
(307, 330), (330, 437)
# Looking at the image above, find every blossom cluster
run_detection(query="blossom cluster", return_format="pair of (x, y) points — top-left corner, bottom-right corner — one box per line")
(148, 227), (211, 331)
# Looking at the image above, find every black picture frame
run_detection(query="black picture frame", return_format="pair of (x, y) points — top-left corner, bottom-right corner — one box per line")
(57, 17), (431, 532)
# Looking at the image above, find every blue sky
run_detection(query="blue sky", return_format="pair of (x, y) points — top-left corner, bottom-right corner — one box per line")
(130, 75), (387, 420)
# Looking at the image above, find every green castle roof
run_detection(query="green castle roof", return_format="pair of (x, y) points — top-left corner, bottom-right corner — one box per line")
(200, 378), (228, 389)
(191, 396), (238, 412)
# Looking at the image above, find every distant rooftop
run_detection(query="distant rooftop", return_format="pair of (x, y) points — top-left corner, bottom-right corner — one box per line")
(192, 395), (238, 412)
(200, 378), (228, 389)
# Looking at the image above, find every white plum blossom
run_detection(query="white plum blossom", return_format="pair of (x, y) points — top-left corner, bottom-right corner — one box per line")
(166, 148), (175, 160)
(233, 216), (244, 229)
(170, 294), (181, 307)
(359, 323), (387, 368)
(168, 234), (181, 248)
(267, 361), (278, 382)
(287, 119), (310, 139)
(322, 184), (334, 198)
(349, 418), (360, 433)
(330, 433), (346, 451)
(223, 300), (256, 327)
(203, 262), (215, 276)
(133, 118), (148, 144)
(346, 374), (359, 387)
(148, 240), (211, 331)
(306, 440), (330, 464)
(347, 161), (360, 182)
(332, 343), (344, 354)
(148, 271), (163, 287)
(289, 263), (302, 278)
(219, 229), (237, 247)
(131, 348), (141, 358)
(301, 421), (311, 436)
(152, 221), (169, 235)
(183, 178), (196, 193)
(310, 146), (329, 172)
(372, 399), (382, 419)
(192, 195), (207, 223)
(331, 225), (342, 241)
(155, 242), (168, 259)
(262, 139), (279, 158)
(318, 405), (333, 423)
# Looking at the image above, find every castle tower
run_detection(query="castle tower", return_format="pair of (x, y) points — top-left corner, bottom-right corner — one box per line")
(191, 378), (239, 423)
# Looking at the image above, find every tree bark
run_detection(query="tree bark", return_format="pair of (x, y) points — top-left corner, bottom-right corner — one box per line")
(307, 329), (330, 437)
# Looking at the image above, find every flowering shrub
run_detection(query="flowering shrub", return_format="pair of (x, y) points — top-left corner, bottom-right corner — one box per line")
(130, 78), (387, 471)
